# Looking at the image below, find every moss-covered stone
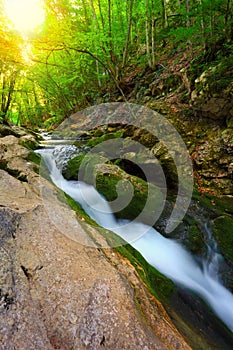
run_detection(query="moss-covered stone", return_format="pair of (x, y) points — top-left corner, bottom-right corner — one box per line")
(213, 215), (233, 264)
(130, 129), (158, 148)
(86, 131), (124, 148)
(93, 128), (104, 137)
(114, 244), (176, 303)
(63, 151), (163, 226)
(193, 190), (233, 215)
(0, 125), (18, 138)
(26, 151), (41, 166)
(184, 223), (205, 255)
(94, 163), (163, 225)
(62, 152), (87, 180)
(19, 134), (39, 150)
(63, 152), (108, 182)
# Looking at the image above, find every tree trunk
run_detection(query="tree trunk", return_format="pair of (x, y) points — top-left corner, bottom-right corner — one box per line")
(186, 0), (190, 28)
(0, 73), (16, 123)
(145, 0), (152, 67)
(161, 0), (167, 29)
(225, 0), (232, 41)
(122, 0), (134, 67)
(199, 0), (207, 51)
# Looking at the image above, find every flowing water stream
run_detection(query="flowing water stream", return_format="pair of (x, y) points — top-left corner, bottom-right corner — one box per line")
(38, 145), (233, 332)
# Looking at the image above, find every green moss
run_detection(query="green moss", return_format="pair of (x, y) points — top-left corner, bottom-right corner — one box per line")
(64, 192), (99, 227)
(62, 153), (85, 180)
(114, 243), (175, 303)
(213, 216), (233, 264)
(192, 190), (233, 215)
(95, 171), (163, 225)
(63, 151), (112, 182)
(64, 150), (163, 225)
(207, 58), (233, 92)
(191, 53), (233, 93)
(26, 151), (41, 165)
(185, 224), (205, 254)
(93, 129), (104, 137)
(86, 131), (123, 148)
(211, 196), (233, 215)
(19, 138), (38, 150)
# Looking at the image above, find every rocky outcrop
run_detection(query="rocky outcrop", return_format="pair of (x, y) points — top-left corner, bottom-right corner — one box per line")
(0, 128), (193, 349)
(190, 128), (233, 195)
(191, 65), (233, 120)
(108, 59), (233, 195)
(57, 101), (233, 195)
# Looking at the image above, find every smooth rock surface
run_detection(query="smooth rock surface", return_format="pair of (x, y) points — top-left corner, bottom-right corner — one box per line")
(0, 130), (191, 349)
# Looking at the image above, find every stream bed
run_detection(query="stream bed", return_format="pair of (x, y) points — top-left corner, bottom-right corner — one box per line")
(37, 142), (233, 335)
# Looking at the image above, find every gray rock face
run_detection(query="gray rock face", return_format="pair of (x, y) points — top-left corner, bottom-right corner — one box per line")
(191, 70), (233, 120)
(0, 130), (191, 349)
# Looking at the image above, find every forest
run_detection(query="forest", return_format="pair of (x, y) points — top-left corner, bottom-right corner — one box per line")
(1, 2), (233, 348)
(0, 0), (232, 128)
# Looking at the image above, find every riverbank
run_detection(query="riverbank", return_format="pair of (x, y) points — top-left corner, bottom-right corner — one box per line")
(1, 124), (233, 349)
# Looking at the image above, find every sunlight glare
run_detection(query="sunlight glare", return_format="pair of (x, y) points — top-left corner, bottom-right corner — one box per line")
(4, 0), (45, 34)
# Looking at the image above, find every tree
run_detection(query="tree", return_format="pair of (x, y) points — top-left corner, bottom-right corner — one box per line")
(0, 0), (232, 128)
(0, 2), (23, 124)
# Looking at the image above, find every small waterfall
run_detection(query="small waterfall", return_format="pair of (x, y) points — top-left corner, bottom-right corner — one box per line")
(38, 146), (233, 332)
(202, 222), (223, 281)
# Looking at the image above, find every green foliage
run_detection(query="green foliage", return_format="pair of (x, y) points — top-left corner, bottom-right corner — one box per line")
(207, 57), (233, 92)
(0, 0), (232, 127)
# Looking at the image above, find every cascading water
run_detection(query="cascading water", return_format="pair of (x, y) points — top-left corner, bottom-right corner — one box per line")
(38, 145), (233, 332)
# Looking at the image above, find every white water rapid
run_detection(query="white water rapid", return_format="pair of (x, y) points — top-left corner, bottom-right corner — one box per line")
(39, 147), (233, 332)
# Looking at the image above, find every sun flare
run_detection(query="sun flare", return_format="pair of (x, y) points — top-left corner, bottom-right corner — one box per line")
(4, 0), (45, 34)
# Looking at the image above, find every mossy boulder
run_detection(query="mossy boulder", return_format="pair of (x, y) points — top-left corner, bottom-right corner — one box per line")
(95, 163), (164, 225)
(63, 152), (164, 225)
(129, 128), (158, 148)
(86, 131), (124, 148)
(19, 134), (39, 150)
(63, 152), (107, 181)
(0, 125), (18, 137)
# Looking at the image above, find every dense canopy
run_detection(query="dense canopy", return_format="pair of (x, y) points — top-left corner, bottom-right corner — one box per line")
(0, 0), (232, 127)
